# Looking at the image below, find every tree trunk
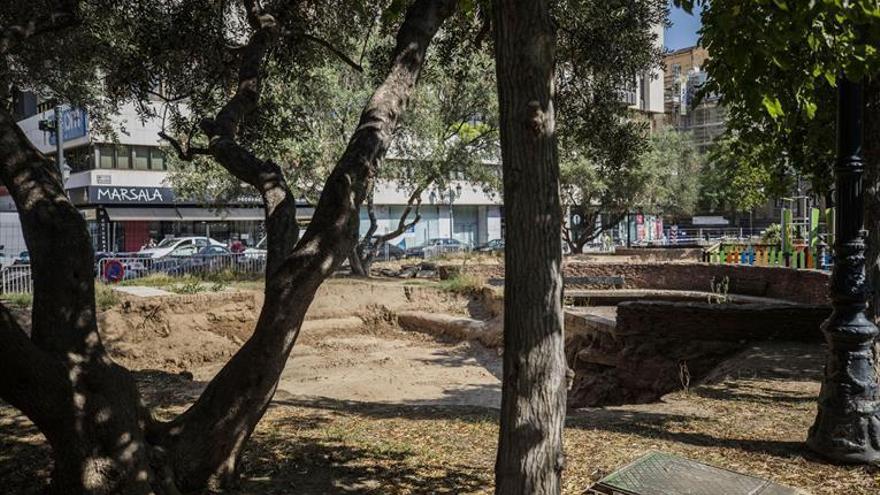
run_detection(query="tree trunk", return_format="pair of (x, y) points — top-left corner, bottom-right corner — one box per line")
(355, 186), (422, 273)
(493, 1), (567, 495)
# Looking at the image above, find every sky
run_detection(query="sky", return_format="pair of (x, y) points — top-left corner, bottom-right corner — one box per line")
(665, 2), (702, 51)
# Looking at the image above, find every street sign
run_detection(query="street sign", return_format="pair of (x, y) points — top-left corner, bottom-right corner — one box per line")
(48, 107), (88, 144)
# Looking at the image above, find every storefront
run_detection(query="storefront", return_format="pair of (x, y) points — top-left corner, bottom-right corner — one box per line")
(68, 184), (313, 253)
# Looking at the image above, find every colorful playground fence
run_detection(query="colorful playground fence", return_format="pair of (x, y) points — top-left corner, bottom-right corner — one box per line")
(702, 243), (831, 270)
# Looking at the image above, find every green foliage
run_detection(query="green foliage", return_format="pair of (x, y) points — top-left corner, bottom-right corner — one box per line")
(0, 292), (32, 308)
(676, 0), (880, 202)
(173, 279), (205, 295)
(640, 129), (704, 218)
(438, 272), (486, 295)
(555, 0), (668, 250)
(761, 223), (783, 246)
(95, 284), (120, 311)
(698, 133), (776, 213)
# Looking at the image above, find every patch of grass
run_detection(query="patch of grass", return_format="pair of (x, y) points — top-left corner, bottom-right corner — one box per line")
(171, 279), (204, 294)
(119, 273), (180, 288)
(0, 292), (32, 308)
(438, 273), (486, 295)
(120, 270), (262, 292)
(95, 283), (120, 311)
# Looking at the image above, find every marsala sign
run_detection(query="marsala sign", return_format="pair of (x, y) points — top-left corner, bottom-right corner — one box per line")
(88, 186), (176, 204)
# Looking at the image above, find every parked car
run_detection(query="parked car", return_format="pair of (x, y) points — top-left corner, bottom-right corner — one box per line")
(137, 236), (224, 259)
(370, 241), (405, 261)
(405, 238), (466, 259)
(244, 236), (267, 260)
(12, 251), (29, 265)
(475, 238), (504, 253)
(157, 245), (234, 275)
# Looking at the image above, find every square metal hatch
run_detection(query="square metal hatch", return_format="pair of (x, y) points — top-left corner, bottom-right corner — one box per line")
(588, 451), (802, 495)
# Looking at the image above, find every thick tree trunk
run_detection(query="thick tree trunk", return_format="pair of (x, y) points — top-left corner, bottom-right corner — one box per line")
(0, 109), (159, 494)
(493, 1), (567, 495)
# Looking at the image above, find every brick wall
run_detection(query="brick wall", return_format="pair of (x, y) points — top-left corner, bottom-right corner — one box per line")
(463, 261), (830, 305)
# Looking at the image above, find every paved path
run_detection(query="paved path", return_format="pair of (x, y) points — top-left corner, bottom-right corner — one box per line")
(112, 286), (174, 297)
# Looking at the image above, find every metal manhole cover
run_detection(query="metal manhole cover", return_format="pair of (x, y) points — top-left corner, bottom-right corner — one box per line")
(589, 451), (802, 495)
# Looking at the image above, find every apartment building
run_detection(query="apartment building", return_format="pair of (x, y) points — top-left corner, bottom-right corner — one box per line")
(663, 45), (727, 152)
(5, 94), (502, 253)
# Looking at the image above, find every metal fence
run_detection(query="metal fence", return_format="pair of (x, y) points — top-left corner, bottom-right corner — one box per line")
(0, 253), (267, 295)
(1, 264), (32, 294)
(423, 244), (470, 259)
(96, 253), (266, 283)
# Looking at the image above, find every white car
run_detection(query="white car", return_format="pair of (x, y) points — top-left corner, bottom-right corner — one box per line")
(244, 236), (267, 260)
(138, 236), (224, 259)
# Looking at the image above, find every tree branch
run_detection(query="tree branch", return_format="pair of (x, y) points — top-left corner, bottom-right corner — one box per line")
(155, 1), (457, 489)
(376, 187), (423, 244)
(0, 303), (69, 435)
(302, 33), (363, 72)
(158, 131), (210, 161)
(0, 0), (79, 55)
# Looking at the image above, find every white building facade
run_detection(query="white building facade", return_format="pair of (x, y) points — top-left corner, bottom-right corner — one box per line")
(4, 97), (502, 253)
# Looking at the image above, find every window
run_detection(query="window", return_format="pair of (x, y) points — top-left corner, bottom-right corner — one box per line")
(150, 148), (167, 170)
(133, 146), (150, 170)
(116, 145), (131, 169)
(98, 145), (114, 169)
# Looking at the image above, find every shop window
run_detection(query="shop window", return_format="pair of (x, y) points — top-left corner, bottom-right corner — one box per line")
(117, 145), (131, 169)
(150, 148), (167, 170)
(133, 146), (150, 170)
(98, 145), (114, 169)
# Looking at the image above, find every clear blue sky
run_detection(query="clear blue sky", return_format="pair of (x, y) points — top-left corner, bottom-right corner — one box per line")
(665, 2), (702, 51)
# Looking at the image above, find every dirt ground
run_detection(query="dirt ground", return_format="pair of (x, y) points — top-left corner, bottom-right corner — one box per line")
(2, 278), (879, 494)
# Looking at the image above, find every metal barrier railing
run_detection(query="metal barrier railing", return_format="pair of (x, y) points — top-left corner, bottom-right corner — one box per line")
(1, 264), (33, 294)
(96, 254), (266, 283)
(423, 244), (470, 259)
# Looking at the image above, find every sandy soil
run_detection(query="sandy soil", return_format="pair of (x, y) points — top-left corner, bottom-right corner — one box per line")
(272, 326), (499, 408)
(100, 279), (503, 408)
(3, 279), (879, 494)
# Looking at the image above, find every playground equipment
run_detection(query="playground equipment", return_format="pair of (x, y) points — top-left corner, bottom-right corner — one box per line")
(702, 200), (833, 270)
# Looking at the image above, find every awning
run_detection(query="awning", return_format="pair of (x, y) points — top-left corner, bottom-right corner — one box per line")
(174, 207), (264, 221)
(104, 207), (182, 221)
(102, 206), (315, 222)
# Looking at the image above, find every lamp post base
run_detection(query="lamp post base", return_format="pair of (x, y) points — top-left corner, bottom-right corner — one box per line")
(808, 407), (880, 464)
(807, 309), (880, 465)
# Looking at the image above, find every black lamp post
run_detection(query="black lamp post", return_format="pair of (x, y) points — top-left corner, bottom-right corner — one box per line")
(807, 77), (880, 463)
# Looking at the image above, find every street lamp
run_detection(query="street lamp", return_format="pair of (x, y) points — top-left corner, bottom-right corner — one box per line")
(807, 77), (880, 463)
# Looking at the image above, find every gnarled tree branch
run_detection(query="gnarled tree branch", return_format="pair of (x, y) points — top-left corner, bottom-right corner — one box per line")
(0, 0), (79, 55)
(156, 0), (458, 489)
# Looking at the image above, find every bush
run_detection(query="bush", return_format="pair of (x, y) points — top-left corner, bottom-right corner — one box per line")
(95, 283), (120, 310)
(1, 292), (32, 308)
(438, 272), (486, 295)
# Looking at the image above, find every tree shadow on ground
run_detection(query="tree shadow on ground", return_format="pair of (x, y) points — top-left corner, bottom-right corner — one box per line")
(692, 382), (816, 406)
(702, 343), (825, 384)
(566, 408), (812, 459)
(236, 425), (489, 494)
(0, 406), (52, 495)
(272, 393), (499, 423)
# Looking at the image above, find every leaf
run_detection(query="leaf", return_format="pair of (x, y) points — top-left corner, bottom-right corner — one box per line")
(804, 101), (817, 119)
(823, 71), (837, 87)
(761, 95), (785, 119)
